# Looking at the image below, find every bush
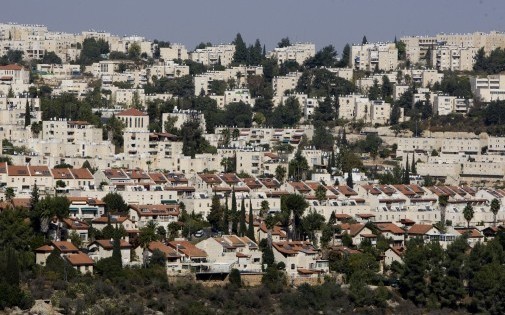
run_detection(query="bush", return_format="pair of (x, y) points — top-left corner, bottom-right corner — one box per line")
(229, 268), (241, 287)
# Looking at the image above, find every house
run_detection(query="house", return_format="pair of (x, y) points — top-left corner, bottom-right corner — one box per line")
(146, 241), (182, 272)
(454, 227), (484, 247)
(375, 222), (405, 246)
(128, 204), (179, 230)
(65, 252), (95, 273)
(407, 224), (458, 247)
(196, 235), (261, 272)
(272, 241), (328, 278)
(91, 215), (137, 234)
(62, 218), (89, 243)
(35, 241), (79, 266)
(168, 240), (208, 264)
(257, 222), (287, 243)
(384, 246), (404, 266)
(88, 239), (132, 265)
(68, 197), (106, 219)
(338, 223), (376, 246)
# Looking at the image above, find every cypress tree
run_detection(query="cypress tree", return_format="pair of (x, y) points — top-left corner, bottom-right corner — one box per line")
(403, 155), (410, 184)
(231, 189), (238, 234)
(222, 194), (229, 233)
(111, 226), (122, 269)
(239, 198), (246, 237)
(24, 99), (31, 127)
(346, 169), (353, 188)
(411, 154), (417, 175)
(247, 199), (255, 242)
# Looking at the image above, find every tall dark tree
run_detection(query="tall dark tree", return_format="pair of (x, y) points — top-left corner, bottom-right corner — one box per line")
(239, 197), (247, 237)
(231, 190), (238, 234)
(411, 154), (417, 175)
(339, 44), (351, 67)
(403, 155), (410, 184)
(207, 194), (222, 231)
(277, 37), (291, 48)
(247, 199), (255, 242)
(362, 36), (368, 45)
(346, 169), (353, 188)
(102, 192), (129, 213)
(24, 100), (31, 127)
(232, 33), (248, 64)
(368, 79), (381, 100)
(29, 183), (39, 212)
(111, 226), (123, 271)
(222, 194), (229, 233)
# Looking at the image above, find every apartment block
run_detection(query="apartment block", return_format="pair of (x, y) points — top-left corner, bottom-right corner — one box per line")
(159, 44), (189, 61)
(351, 43), (398, 71)
(272, 72), (302, 97)
(267, 43), (316, 65)
(189, 44), (235, 66)
(471, 74), (505, 102)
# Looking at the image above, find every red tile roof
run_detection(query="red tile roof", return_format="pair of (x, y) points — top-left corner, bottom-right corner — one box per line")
(407, 224), (435, 235)
(0, 64), (23, 71)
(93, 239), (131, 249)
(168, 240), (207, 258)
(117, 108), (147, 116)
(65, 252), (94, 266)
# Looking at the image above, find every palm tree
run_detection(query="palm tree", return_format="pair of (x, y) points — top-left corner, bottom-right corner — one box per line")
(463, 203), (474, 228)
(491, 198), (501, 227)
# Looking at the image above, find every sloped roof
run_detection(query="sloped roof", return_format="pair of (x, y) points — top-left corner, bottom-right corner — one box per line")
(168, 240), (207, 258)
(407, 224), (435, 235)
(117, 108), (147, 116)
(65, 252), (94, 266)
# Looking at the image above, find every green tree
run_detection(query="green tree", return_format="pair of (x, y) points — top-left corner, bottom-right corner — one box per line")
(338, 44), (351, 67)
(304, 45), (338, 68)
(41, 51), (62, 64)
(282, 194), (309, 240)
(491, 198), (501, 227)
(5, 187), (15, 203)
(312, 126), (334, 151)
(300, 210), (325, 245)
(232, 33), (248, 64)
(128, 42), (141, 59)
(463, 203), (474, 228)
(346, 169), (353, 188)
(288, 150), (309, 181)
(207, 194), (222, 231)
(277, 37), (291, 48)
(400, 238), (428, 305)
(247, 200), (255, 242)
(239, 198), (247, 237)
(139, 220), (159, 248)
(275, 165), (287, 184)
(315, 185), (326, 204)
(231, 190), (238, 234)
(102, 192), (129, 213)
(229, 268), (242, 287)
(29, 183), (39, 212)
(439, 195), (449, 226)
(368, 79), (381, 100)
(222, 195), (229, 233)
(149, 249), (167, 267)
(24, 100), (31, 127)
(403, 155), (410, 184)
